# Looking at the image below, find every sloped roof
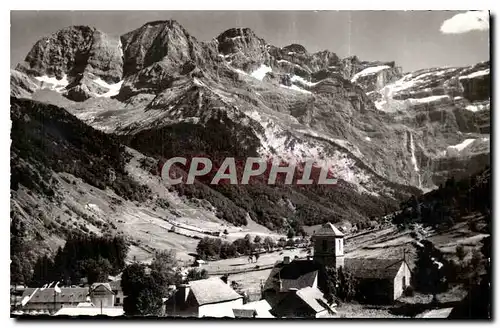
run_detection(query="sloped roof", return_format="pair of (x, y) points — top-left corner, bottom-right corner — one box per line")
(238, 299), (274, 318)
(189, 278), (242, 306)
(313, 222), (344, 237)
(264, 260), (322, 292)
(296, 287), (335, 314)
(54, 306), (124, 317)
(271, 287), (336, 317)
(21, 288), (88, 304)
(345, 258), (406, 280)
(90, 282), (113, 293)
(282, 271), (318, 291)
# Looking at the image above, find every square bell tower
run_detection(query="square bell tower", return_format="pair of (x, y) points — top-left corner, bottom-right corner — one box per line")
(312, 222), (345, 269)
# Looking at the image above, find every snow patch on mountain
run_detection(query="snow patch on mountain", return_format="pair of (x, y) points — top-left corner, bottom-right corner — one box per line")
(93, 78), (124, 97)
(351, 65), (391, 82)
(291, 75), (318, 87)
(459, 69), (490, 80)
(250, 64), (273, 81)
(446, 139), (476, 157)
(34, 74), (69, 92)
(280, 84), (312, 94)
(407, 95), (450, 105)
(449, 139), (476, 152)
(466, 102), (489, 112)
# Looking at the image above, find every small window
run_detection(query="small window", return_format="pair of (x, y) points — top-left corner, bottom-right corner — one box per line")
(116, 297), (120, 304)
(402, 276), (406, 286)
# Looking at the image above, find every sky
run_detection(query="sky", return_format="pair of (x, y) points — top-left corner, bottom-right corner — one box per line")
(10, 11), (490, 72)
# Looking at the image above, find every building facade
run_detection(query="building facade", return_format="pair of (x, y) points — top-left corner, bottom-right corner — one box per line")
(89, 283), (115, 308)
(312, 222), (345, 269)
(346, 258), (412, 303)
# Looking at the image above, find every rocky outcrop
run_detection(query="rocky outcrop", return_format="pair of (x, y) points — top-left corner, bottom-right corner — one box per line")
(117, 20), (220, 100)
(15, 26), (123, 101)
(16, 26), (123, 82)
(10, 70), (40, 98)
(121, 20), (210, 76)
(216, 28), (271, 71)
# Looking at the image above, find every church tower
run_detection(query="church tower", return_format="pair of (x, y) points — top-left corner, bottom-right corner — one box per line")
(312, 222), (345, 269)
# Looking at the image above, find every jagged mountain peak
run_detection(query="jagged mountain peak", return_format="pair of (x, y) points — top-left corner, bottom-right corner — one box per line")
(15, 24), (124, 102)
(16, 25), (121, 80)
(120, 19), (206, 77)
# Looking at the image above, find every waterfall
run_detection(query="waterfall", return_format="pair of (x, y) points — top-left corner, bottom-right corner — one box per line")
(409, 132), (422, 188)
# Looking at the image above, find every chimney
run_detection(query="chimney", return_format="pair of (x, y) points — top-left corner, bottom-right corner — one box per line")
(178, 284), (190, 303)
(283, 256), (290, 264)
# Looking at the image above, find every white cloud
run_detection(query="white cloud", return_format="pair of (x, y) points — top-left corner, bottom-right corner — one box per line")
(440, 11), (489, 34)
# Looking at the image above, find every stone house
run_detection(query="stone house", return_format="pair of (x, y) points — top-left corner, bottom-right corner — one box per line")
(345, 258), (412, 303)
(164, 277), (243, 318)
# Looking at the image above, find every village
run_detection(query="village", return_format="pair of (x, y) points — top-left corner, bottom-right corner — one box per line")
(11, 218), (486, 319)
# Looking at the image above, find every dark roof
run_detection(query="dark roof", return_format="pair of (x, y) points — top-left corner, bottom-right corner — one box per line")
(282, 271), (318, 291)
(345, 258), (407, 280)
(233, 308), (257, 318)
(21, 288), (88, 304)
(189, 278), (242, 306)
(313, 222), (344, 237)
(264, 260), (322, 292)
(271, 287), (336, 317)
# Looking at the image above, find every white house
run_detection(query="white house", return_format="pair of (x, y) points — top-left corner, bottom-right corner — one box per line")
(164, 277), (243, 318)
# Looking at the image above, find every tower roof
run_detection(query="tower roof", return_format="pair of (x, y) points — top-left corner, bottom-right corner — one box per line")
(313, 222), (344, 237)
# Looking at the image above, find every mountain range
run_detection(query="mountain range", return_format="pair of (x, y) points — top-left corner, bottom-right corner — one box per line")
(10, 20), (490, 260)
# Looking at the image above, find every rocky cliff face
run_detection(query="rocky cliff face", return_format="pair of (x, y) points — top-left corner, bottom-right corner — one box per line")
(15, 26), (123, 101)
(11, 21), (490, 239)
